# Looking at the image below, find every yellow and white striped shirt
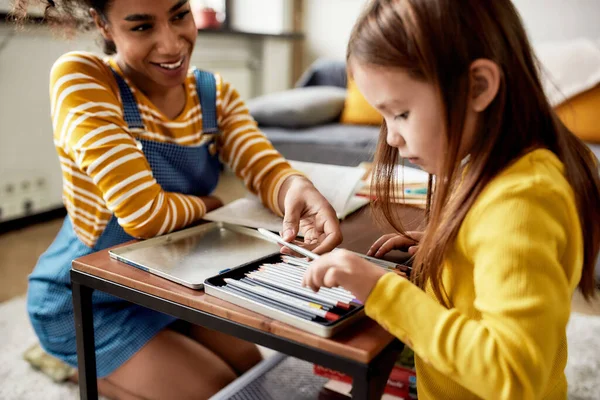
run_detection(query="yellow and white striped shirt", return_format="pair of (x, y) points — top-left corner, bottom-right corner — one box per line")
(51, 51), (298, 247)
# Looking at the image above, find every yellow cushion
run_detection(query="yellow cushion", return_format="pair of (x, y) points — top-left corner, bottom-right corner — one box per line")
(340, 79), (383, 125)
(339, 79), (600, 141)
(555, 84), (600, 143)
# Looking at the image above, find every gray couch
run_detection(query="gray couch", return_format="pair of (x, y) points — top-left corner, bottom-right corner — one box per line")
(259, 60), (380, 167)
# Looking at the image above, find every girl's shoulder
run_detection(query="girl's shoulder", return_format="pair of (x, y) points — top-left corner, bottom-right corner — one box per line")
(470, 149), (575, 220)
(495, 148), (568, 192)
(50, 51), (117, 92)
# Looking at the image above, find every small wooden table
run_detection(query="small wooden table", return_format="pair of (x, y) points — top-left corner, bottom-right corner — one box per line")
(71, 205), (423, 400)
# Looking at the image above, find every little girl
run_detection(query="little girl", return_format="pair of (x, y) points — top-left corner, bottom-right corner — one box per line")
(303, 1), (600, 399)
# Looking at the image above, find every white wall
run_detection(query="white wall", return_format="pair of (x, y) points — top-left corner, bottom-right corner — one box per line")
(0, 26), (98, 219)
(302, 0), (367, 69)
(512, 0), (600, 43)
(0, 0), (44, 16)
(0, 0), (12, 12)
(230, 0), (294, 34)
(302, 0), (600, 69)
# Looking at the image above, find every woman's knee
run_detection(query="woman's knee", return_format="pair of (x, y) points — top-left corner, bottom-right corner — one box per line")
(232, 344), (262, 374)
(104, 330), (237, 399)
(188, 326), (262, 374)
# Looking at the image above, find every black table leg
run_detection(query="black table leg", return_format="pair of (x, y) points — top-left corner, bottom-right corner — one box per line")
(351, 340), (403, 399)
(72, 280), (98, 400)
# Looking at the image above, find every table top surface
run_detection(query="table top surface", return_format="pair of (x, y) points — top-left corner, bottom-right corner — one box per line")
(72, 200), (423, 364)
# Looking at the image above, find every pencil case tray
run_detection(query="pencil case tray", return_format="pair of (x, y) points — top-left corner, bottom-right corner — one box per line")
(204, 253), (365, 338)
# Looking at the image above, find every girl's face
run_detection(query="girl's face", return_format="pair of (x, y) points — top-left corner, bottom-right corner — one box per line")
(351, 61), (446, 175)
(101, 0), (197, 89)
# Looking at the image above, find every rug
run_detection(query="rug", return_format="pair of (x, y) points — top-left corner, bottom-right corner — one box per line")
(0, 296), (86, 400)
(1, 296), (599, 399)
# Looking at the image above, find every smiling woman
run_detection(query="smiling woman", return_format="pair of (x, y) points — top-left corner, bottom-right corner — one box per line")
(11, 0), (342, 398)
(89, 0), (198, 106)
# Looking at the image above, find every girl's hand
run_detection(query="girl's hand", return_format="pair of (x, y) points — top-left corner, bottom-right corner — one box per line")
(279, 175), (342, 254)
(302, 250), (389, 303)
(367, 231), (423, 258)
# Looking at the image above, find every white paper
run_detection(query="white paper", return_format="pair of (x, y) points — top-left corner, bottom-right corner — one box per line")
(204, 161), (370, 231)
(364, 165), (429, 186)
(393, 165), (429, 185)
(204, 196), (284, 232)
(290, 160), (366, 213)
(340, 195), (370, 219)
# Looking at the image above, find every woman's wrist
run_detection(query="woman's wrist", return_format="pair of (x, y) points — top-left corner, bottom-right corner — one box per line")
(277, 174), (313, 213)
(199, 195), (223, 213)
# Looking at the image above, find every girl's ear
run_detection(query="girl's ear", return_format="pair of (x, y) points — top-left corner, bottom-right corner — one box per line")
(468, 59), (501, 112)
(89, 8), (113, 43)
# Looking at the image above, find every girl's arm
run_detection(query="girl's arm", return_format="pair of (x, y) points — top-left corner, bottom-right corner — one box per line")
(52, 52), (211, 239)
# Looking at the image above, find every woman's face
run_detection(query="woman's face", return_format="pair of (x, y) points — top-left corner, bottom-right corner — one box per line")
(100, 0), (197, 89)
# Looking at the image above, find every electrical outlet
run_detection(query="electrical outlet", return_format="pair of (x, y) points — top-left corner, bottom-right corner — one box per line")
(0, 183), (18, 221)
(34, 177), (53, 211)
(0, 175), (53, 220)
(21, 180), (32, 193)
(23, 199), (34, 216)
(4, 183), (16, 196)
(0, 199), (20, 222)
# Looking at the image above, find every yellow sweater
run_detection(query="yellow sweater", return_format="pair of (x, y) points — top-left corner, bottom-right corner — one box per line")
(50, 52), (299, 247)
(365, 149), (583, 399)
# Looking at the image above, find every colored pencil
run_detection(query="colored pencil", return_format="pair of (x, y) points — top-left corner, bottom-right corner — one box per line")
(225, 279), (340, 321)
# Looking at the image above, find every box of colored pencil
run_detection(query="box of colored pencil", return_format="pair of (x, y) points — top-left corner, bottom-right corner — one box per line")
(204, 254), (366, 337)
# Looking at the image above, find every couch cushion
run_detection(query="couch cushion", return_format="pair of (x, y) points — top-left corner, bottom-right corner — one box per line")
(295, 59), (347, 89)
(555, 85), (600, 143)
(261, 123), (380, 146)
(340, 79), (383, 126)
(247, 87), (347, 129)
(260, 124), (380, 166)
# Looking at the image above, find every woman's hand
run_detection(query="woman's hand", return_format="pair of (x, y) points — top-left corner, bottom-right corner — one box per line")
(199, 196), (223, 213)
(278, 175), (342, 254)
(367, 231), (423, 258)
(302, 250), (389, 303)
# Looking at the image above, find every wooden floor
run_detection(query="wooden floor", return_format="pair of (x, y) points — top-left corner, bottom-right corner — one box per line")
(0, 218), (63, 303)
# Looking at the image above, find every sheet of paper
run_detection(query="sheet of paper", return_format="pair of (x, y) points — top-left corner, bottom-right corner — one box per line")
(364, 165), (429, 186)
(393, 165), (430, 184)
(203, 196), (284, 232)
(340, 195), (370, 219)
(290, 160), (366, 213)
(204, 161), (370, 231)
(203, 194), (369, 232)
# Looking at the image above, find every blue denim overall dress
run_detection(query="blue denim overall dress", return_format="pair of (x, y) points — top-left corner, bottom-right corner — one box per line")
(27, 68), (221, 377)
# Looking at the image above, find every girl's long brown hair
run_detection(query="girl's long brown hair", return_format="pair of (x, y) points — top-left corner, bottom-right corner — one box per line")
(349, 0), (600, 303)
